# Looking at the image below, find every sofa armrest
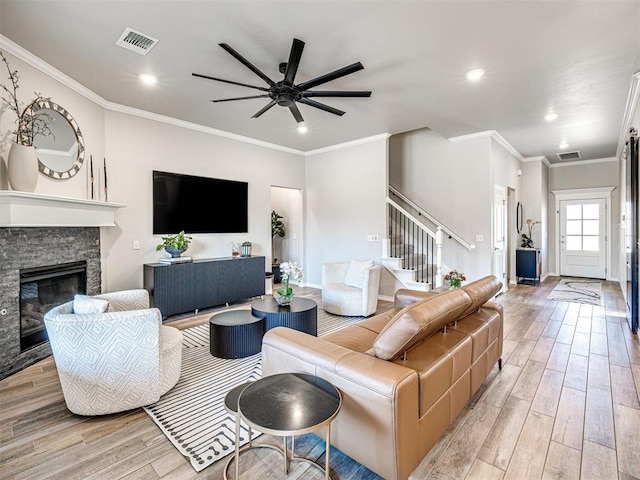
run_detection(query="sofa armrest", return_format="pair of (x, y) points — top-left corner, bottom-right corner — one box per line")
(321, 262), (349, 287)
(394, 289), (437, 308)
(262, 327), (420, 480)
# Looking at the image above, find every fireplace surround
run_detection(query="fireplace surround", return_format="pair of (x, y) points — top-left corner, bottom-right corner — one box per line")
(0, 227), (101, 379)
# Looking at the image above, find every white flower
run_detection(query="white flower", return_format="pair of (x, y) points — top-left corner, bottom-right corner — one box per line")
(279, 261), (303, 282)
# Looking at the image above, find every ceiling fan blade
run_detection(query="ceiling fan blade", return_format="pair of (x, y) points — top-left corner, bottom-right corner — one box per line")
(283, 38), (305, 85)
(297, 62), (364, 91)
(298, 98), (345, 116)
(219, 43), (276, 86)
(302, 90), (371, 98)
(252, 100), (277, 118)
(192, 73), (269, 91)
(289, 103), (304, 123)
(211, 95), (270, 103)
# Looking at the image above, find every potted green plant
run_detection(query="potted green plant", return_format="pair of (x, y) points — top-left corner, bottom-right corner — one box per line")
(156, 231), (193, 258)
(0, 50), (53, 192)
(271, 210), (286, 282)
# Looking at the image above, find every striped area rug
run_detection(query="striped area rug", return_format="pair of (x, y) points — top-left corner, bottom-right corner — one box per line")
(143, 306), (365, 472)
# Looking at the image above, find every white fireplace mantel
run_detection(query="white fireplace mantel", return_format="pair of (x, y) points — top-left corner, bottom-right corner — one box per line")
(0, 191), (126, 227)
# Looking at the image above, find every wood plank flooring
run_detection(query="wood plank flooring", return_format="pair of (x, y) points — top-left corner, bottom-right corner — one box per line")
(1, 278), (638, 479)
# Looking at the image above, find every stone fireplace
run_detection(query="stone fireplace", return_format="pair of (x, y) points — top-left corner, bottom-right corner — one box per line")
(0, 227), (101, 379)
(20, 261), (87, 351)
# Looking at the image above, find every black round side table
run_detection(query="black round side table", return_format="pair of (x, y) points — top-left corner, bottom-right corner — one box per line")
(227, 373), (341, 479)
(251, 297), (318, 335)
(209, 310), (265, 359)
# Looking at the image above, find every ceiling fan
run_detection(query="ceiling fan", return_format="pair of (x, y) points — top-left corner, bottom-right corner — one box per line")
(192, 38), (371, 125)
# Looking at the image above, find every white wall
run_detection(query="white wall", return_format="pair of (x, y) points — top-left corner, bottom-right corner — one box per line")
(102, 111), (305, 291)
(304, 137), (388, 287)
(490, 138), (523, 283)
(548, 159), (620, 279)
(389, 128), (499, 283)
(520, 158), (549, 276)
(0, 47), (307, 292)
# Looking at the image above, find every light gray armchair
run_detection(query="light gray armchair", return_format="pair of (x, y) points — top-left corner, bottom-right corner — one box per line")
(322, 260), (381, 317)
(44, 289), (182, 416)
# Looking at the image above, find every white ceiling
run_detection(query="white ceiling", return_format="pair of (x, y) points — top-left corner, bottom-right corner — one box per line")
(1, 1), (639, 161)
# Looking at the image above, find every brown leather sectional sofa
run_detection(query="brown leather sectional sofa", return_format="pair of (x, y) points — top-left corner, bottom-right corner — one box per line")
(262, 275), (503, 480)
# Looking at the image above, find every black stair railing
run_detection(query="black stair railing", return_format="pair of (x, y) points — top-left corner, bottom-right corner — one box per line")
(388, 200), (442, 288)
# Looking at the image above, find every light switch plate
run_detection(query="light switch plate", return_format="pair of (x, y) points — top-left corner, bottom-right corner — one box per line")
(475, 234), (484, 242)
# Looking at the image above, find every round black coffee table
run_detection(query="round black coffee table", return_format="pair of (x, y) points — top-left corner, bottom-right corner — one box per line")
(228, 373), (341, 479)
(251, 297), (318, 335)
(209, 310), (265, 359)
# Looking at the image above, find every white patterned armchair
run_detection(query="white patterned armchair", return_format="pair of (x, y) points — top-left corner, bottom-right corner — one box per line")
(44, 289), (182, 416)
(322, 260), (381, 317)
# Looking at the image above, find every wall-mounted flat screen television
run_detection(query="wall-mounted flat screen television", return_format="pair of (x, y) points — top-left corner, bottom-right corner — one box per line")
(153, 170), (248, 234)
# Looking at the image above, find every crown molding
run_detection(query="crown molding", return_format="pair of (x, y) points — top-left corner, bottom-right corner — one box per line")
(0, 35), (108, 107)
(304, 133), (391, 157)
(522, 155), (551, 167)
(0, 34), (304, 156)
(448, 130), (524, 162)
(617, 71), (640, 159)
(548, 157), (618, 168)
(105, 102), (305, 156)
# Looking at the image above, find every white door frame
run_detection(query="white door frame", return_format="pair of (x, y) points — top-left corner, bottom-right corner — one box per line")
(493, 184), (507, 292)
(552, 187), (615, 280)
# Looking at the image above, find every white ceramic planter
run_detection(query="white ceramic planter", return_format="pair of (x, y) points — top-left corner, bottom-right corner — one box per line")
(7, 142), (38, 192)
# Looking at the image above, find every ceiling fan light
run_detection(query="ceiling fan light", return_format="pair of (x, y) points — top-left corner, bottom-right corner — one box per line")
(545, 112), (559, 122)
(139, 73), (158, 85)
(297, 122), (308, 134)
(465, 68), (485, 81)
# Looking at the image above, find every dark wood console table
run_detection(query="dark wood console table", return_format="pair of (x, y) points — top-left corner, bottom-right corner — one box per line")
(144, 256), (265, 319)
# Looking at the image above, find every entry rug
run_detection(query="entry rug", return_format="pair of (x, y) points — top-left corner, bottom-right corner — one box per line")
(143, 307), (366, 472)
(547, 279), (603, 306)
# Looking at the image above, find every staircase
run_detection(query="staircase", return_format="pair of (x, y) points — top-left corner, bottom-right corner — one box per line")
(382, 186), (475, 291)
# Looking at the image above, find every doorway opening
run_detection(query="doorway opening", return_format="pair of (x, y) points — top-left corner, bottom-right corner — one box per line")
(270, 186), (303, 287)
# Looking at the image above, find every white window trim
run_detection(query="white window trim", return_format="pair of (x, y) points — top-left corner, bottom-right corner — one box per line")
(552, 187), (615, 280)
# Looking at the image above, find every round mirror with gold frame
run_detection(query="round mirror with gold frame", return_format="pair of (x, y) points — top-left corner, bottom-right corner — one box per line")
(26, 100), (85, 179)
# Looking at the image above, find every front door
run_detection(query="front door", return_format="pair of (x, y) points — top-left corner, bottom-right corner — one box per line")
(559, 199), (606, 278)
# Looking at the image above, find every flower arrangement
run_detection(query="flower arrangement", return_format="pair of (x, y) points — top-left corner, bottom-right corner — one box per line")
(444, 270), (466, 288)
(521, 219), (541, 248)
(276, 261), (303, 304)
(0, 50), (52, 146)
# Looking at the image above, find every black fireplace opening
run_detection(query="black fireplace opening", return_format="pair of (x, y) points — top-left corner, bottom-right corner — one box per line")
(20, 261), (87, 351)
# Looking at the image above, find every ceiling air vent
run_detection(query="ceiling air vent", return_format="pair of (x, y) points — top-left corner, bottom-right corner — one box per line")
(115, 28), (158, 55)
(556, 150), (581, 162)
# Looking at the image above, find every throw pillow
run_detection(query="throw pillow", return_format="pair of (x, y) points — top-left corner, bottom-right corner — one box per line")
(73, 295), (109, 314)
(344, 260), (374, 288)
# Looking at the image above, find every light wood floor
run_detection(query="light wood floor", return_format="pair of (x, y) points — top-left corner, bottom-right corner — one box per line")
(1, 279), (638, 479)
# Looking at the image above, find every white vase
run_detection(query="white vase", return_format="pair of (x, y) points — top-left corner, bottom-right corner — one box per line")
(7, 142), (38, 192)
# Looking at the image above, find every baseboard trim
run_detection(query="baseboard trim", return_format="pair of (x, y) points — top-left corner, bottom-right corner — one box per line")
(379, 295), (394, 302)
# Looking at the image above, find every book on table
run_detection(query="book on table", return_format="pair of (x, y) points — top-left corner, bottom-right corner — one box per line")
(158, 256), (193, 264)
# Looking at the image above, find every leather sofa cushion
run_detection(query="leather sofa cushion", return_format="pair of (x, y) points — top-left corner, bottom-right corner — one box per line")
(458, 275), (502, 318)
(323, 324), (379, 353)
(372, 289), (472, 360)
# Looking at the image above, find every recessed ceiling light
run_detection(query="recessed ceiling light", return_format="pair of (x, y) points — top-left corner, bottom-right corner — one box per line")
(297, 122), (308, 134)
(545, 113), (559, 122)
(559, 141), (569, 149)
(139, 73), (158, 85)
(465, 68), (485, 81)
